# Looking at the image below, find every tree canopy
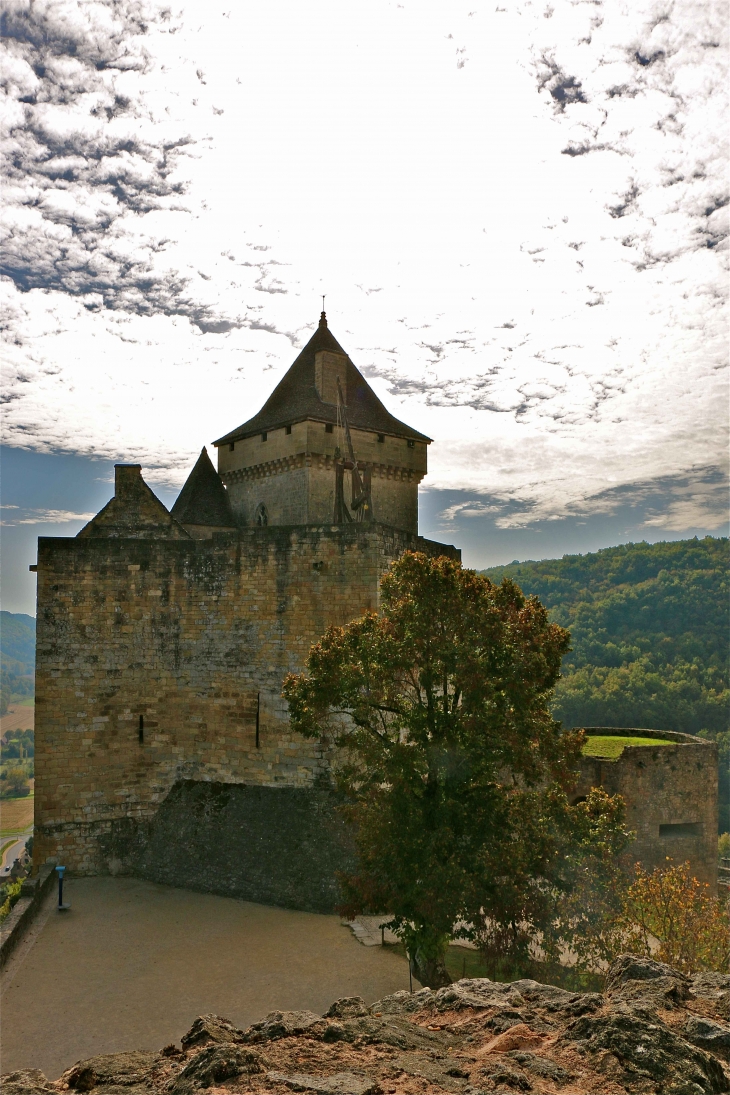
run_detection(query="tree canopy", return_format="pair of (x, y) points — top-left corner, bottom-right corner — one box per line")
(284, 552), (628, 987)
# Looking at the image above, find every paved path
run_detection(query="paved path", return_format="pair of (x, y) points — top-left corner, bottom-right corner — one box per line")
(0, 876), (414, 1080)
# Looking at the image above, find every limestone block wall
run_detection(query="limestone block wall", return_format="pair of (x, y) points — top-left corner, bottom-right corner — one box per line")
(133, 780), (357, 912)
(33, 524), (458, 875)
(218, 421), (427, 534)
(224, 462), (310, 526)
(574, 728), (718, 890)
(224, 461), (419, 532)
(218, 422), (427, 483)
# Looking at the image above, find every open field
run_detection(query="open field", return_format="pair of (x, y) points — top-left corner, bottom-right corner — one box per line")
(0, 792), (34, 833)
(0, 704), (34, 735)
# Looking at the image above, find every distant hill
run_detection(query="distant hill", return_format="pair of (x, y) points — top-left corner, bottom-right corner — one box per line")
(1, 611), (36, 676)
(481, 536), (729, 830)
(1, 612), (35, 713)
(482, 537), (728, 735)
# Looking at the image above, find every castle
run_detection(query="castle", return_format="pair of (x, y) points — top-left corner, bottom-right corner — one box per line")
(31, 313), (718, 907)
(32, 314), (459, 907)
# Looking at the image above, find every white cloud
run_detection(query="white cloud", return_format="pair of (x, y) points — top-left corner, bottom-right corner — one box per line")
(1, 507), (96, 526)
(439, 501), (502, 524)
(0, 0), (727, 536)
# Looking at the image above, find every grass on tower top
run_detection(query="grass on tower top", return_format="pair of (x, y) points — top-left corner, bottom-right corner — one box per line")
(581, 735), (676, 759)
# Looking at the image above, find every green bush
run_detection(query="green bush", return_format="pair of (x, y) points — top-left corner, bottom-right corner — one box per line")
(0, 767), (29, 797)
(0, 879), (23, 923)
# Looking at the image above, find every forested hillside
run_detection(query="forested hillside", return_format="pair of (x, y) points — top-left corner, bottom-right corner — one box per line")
(0, 611), (35, 713)
(482, 537), (727, 733)
(482, 537), (729, 829)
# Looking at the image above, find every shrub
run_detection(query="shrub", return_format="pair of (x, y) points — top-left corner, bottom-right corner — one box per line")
(0, 879), (23, 923)
(0, 767), (29, 797)
(618, 860), (730, 974)
(561, 859), (730, 975)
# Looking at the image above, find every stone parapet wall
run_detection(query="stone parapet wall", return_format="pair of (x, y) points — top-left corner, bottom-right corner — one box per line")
(33, 524), (458, 875)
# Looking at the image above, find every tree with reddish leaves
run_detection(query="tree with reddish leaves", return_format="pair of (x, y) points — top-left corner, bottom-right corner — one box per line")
(283, 552), (629, 988)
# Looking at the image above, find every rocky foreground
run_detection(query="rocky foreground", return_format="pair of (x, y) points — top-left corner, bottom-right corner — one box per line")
(5, 956), (730, 1095)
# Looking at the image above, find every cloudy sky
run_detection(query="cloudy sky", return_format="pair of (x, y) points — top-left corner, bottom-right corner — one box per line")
(1, 0), (728, 614)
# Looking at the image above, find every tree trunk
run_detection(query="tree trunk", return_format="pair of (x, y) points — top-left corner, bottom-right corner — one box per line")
(410, 942), (451, 989)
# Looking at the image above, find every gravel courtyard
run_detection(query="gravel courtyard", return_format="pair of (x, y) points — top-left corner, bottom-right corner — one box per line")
(1, 876), (412, 1079)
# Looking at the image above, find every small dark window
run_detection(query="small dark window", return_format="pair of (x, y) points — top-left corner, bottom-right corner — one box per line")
(138, 715), (144, 744)
(377, 433), (385, 443)
(659, 822), (702, 838)
(407, 439), (415, 449)
(325, 423), (334, 434)
(261, 432), (267, 441)
(285, 425), (292, 435)
(255, 503), (268, 527)
(228, 442), (235, 452)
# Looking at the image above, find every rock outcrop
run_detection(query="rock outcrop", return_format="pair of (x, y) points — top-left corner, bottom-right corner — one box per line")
(5, 957), (730, 1095)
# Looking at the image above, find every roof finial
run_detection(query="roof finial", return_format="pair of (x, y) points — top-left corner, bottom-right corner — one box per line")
(319, 295), (327, 328)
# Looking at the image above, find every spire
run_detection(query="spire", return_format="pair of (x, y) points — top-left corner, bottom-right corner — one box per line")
(319, 310), (327, 329)
(171, 447), (236, 529)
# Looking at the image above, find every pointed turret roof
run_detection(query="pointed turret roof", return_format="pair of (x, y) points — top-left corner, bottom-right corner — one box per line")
(214, 313), (430, 446)
(171, 447), (236, 528)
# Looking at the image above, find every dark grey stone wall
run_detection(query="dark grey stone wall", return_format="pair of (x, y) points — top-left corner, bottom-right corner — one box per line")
(132, 780), (356, 913)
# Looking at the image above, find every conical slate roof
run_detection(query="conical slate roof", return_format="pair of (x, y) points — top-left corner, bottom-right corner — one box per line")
(214, 314), (430, 446)
(171, 447), (236, 527)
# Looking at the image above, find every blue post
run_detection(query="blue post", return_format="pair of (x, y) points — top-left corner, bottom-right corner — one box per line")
(56, 865), (70, 910)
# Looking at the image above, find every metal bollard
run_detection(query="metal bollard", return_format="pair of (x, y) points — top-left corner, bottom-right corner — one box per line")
(56, 865), (70, 910)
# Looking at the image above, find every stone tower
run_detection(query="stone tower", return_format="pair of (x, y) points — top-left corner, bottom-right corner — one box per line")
(215, 313), (429, 534)
(31, 314), (458, 906)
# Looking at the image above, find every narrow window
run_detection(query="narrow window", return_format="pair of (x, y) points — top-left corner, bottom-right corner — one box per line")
(285, 425), (292, 435)
(255, 692), (260, 749)
(138, 715), (144, 744)
(261, 432), (267, 441)
(407, 439), (415, 449)
(325, 423), (334, 434)
(377, 434), (385, 443)
(229, 442), (235, 452)
(659, 822), (702, 838)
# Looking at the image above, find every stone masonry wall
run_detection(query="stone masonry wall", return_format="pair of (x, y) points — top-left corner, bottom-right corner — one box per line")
(225, 463), (310, 527)
(574, 728), (718, 891)
(34, 524), (458, 878)
(218, 421), (427, 534)
(132, 780), (357, 912)
(227, 461), (419, 533)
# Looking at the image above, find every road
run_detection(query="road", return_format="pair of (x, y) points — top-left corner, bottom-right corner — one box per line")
(1, 828), (32, 874)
